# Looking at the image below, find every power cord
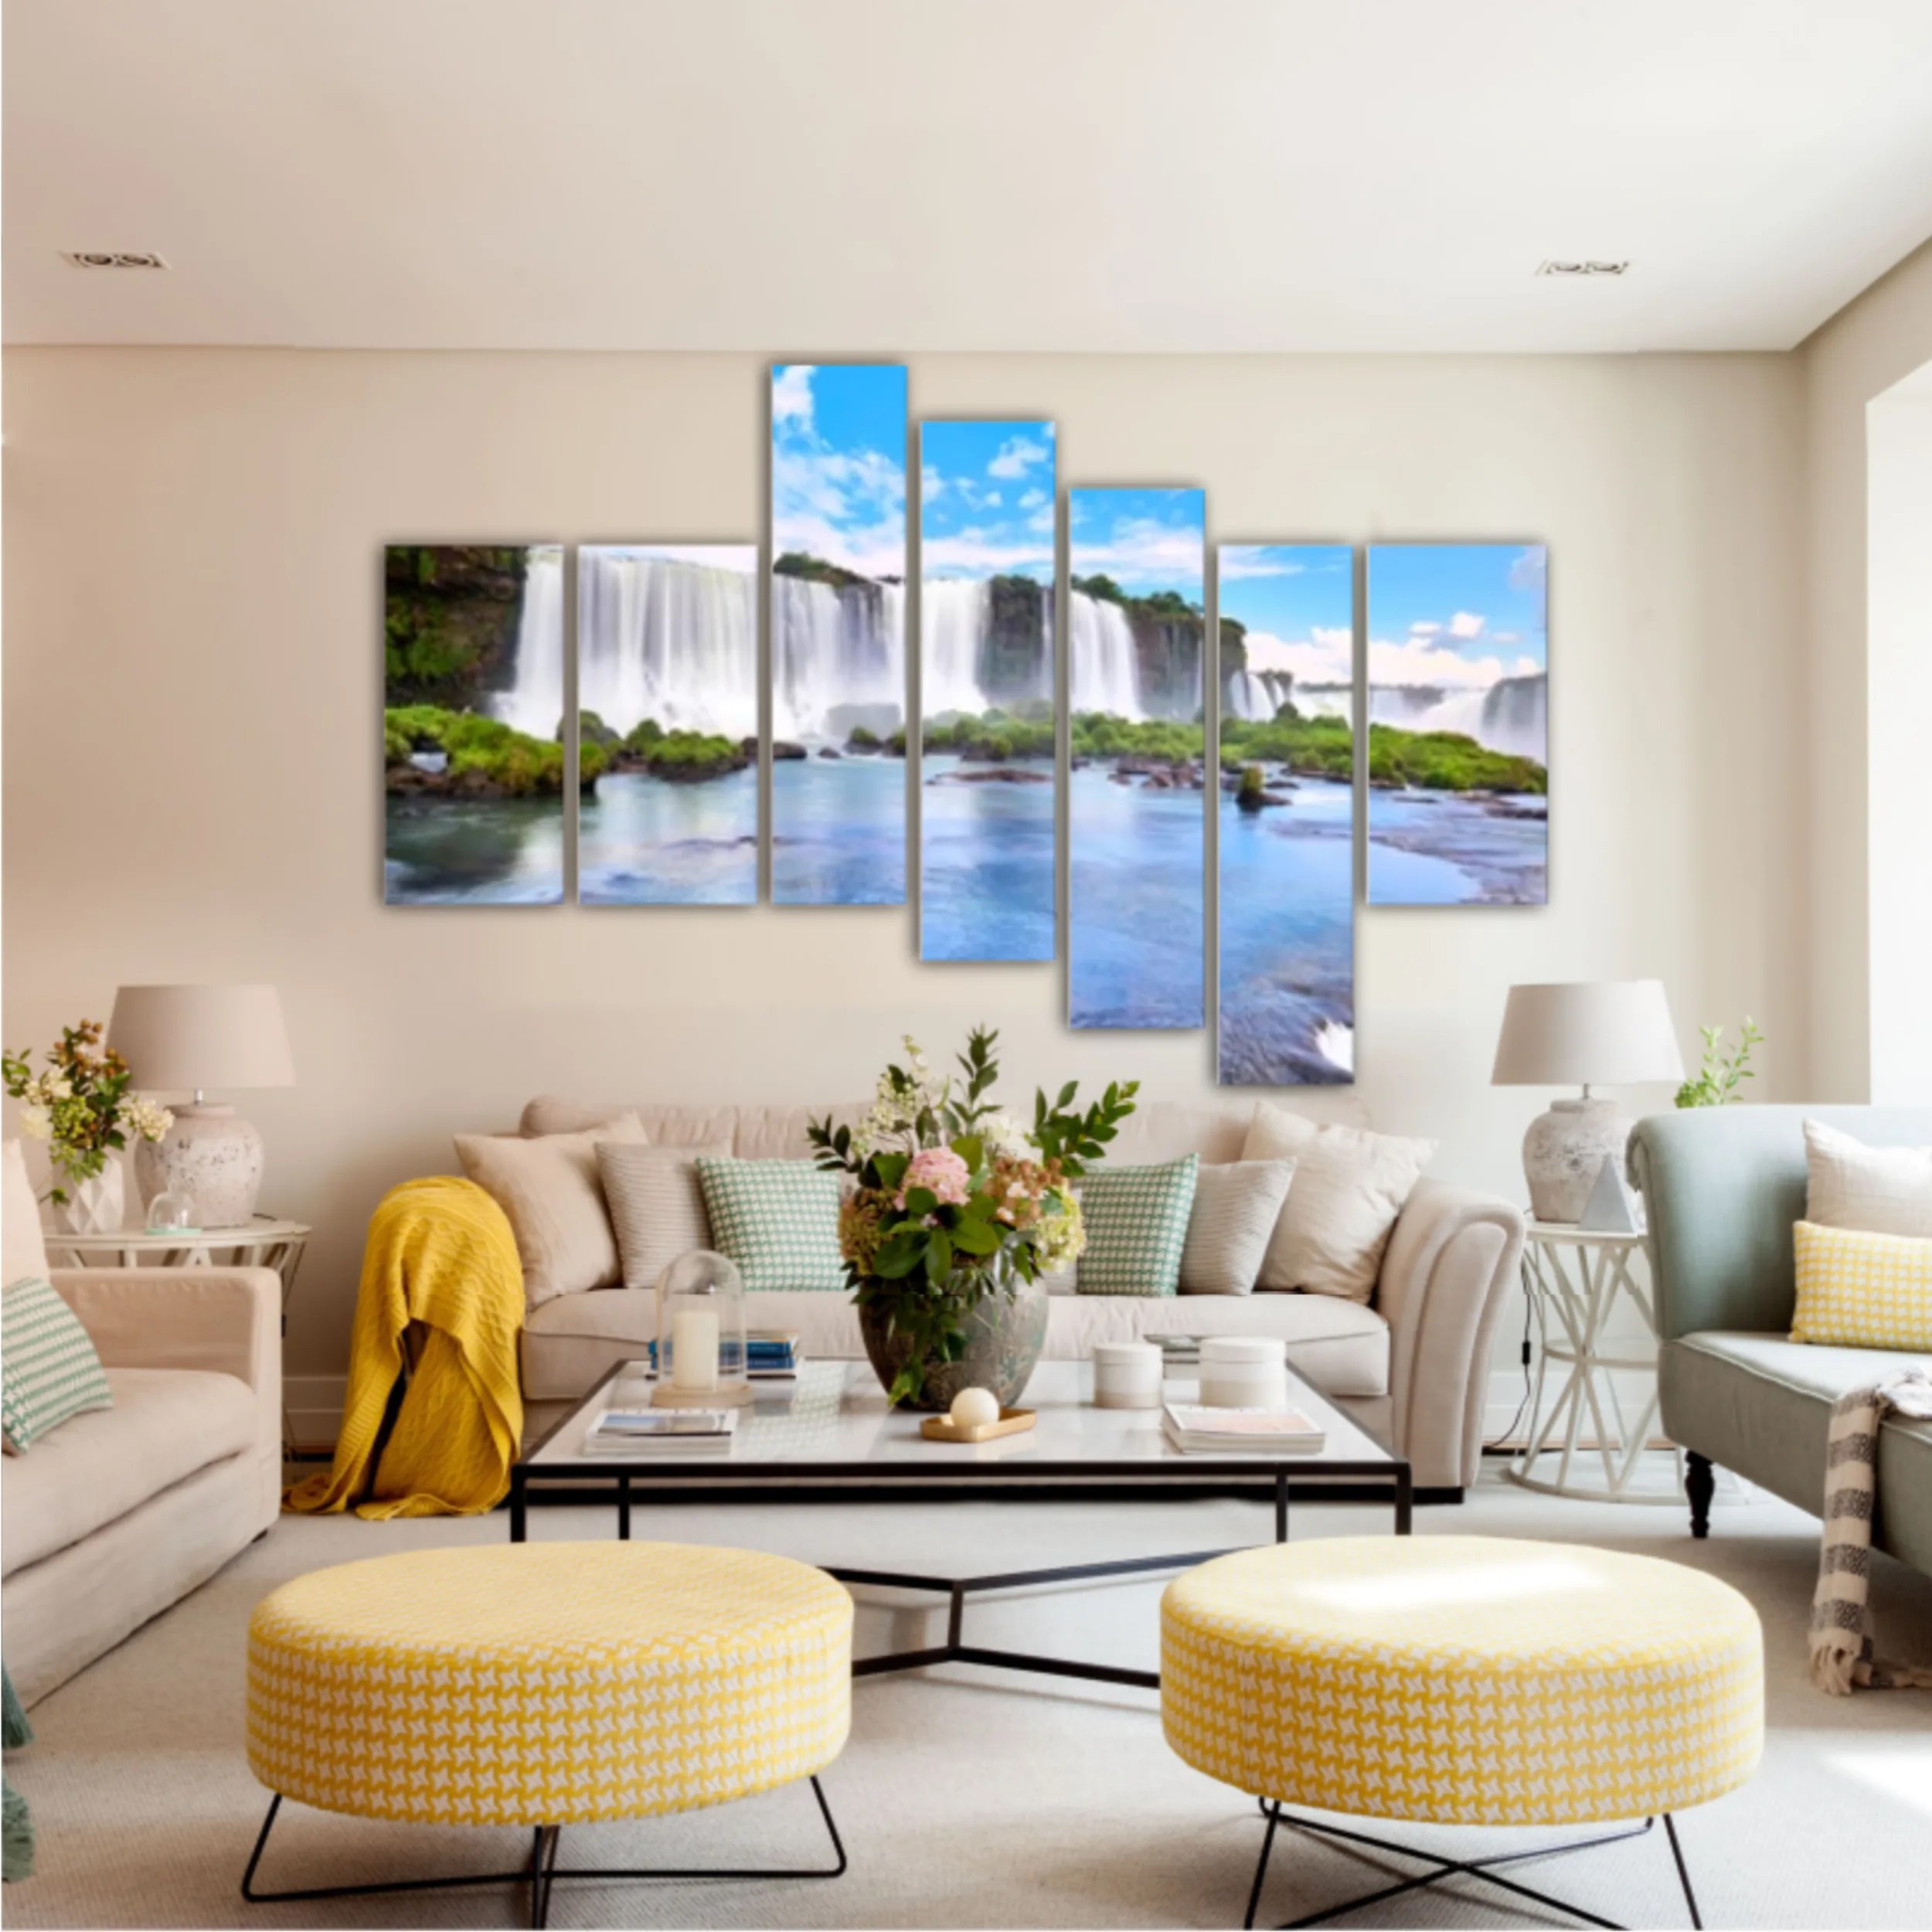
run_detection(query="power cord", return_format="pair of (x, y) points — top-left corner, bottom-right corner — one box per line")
(1481, 1281), (1536, 1455)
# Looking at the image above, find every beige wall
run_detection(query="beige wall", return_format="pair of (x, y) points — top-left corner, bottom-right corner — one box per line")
(1799, 236), (1932, 1099)
(3, 347), (1808, 1392)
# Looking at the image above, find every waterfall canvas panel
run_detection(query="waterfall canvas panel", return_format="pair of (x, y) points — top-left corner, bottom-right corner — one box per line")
(919, 420), (1058, 961)
(769, 363), (909, 904)
(577, 545), (759, 905)
(383, 543), (566, 906)
(1217, 545), (1355, 1083)
(1067, 488), (1207, 1029)
(1364, 543), (1548, 906)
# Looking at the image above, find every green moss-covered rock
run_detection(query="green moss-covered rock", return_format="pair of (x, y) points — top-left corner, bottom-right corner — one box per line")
(774, 551), (869, 590)
(384, 546), (529, 709)
(641, 731), (750, 782)
(384, 704), (584, 798)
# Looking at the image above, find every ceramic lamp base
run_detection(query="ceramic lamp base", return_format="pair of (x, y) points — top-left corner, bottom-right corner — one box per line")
(1522, 1096), (1633, 1223)
(134, 1103), (263, 1230)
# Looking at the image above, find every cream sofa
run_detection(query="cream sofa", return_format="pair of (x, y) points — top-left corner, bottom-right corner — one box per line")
(2, 1146), (282, 1706)
(512, 1096), (1526, 1495)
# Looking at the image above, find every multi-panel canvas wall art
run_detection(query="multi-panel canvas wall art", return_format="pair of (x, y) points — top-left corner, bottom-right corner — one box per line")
(577, 545), (759, 905)
(1365, 543), (1548, 906)
(383, 543), (566, 905)
(1218, 545), (1356, 1083)
(769, 362), (909, 904)
(1067, 488), (1207, 1028)
(920, 421), (1058, 961)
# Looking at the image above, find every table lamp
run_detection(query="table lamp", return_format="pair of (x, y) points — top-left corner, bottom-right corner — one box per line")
(1491, 980), (1684, 1223)
(108, 984), (294, 1229)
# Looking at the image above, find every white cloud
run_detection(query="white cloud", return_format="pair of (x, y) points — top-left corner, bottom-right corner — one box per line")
(1019, 488), (1047, 510)
(921, 464), (942, 502)
(1219, 551), (1308, 581)
(1410, 620), (1440, 638)
(771, 366), (813, 424)
(773, 440), (906, 579)
(987, 435), (1050, 481)
(1447, 611), (1485, 639)
(1509, 546), (1546, 594)
(1028, 507), (1055, 535)
(923, 532), (1054, 577)
(1243, 625), (1352, 682)
(1072, 516), (1203, 590)
(985, 491), (1002, 507)
(1366, 638), (1537, 689)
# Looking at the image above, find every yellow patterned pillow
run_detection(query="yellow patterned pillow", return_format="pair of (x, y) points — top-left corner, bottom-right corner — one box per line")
(1791, 1219), (1932, 1349)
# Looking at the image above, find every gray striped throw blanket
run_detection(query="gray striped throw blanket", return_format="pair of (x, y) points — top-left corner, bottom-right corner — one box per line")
(1809, 1367), (1932, 1694)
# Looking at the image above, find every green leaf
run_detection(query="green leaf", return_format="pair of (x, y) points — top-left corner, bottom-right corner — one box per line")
(872, 1151), (910, 1192)
(951, 1131), (985, 1172)
(904, 1185), (938, 1218)
(1056, 1080), (1077, 1109)
(951, 1216), (998, 1256)
(925, 1232), (954, 1281)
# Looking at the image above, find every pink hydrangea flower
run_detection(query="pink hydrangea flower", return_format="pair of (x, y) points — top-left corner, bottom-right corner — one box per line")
(897, 1146), (971, 1210)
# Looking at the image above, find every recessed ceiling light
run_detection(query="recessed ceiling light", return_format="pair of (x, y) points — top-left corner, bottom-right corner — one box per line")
(1536, 260), (1628, 278)
(61, 250), (169, 270)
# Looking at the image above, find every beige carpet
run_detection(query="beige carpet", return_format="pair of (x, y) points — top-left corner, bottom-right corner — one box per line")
(6, 1465), (1931, 1930)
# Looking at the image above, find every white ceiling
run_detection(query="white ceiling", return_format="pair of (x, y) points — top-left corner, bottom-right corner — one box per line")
(7, 0), (1932, 354)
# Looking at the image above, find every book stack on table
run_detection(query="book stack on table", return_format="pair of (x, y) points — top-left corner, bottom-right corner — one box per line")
(584, 1407), (739, 1458)
(638, 1330), (801, 1382)
(1160, 1403), (1327, 1454)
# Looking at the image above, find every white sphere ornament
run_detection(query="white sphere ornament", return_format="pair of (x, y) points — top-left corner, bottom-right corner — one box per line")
(950, 1387), (1000, 1430)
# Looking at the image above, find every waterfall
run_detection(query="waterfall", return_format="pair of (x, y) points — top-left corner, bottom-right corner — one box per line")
(922, 578), (993, 719)
(1367, 674), (1546, 763)
(576, 551), (757, 740)
(1223, 669), (1296, 721)
(772, 573), (905, 743)
(1068, 590), (1143, 718)
(490, 547), (566, 739)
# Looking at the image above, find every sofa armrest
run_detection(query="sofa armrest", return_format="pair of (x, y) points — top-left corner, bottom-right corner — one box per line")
(1374, 1182), (1524, 1491)
(50, 1267), (282, 1527)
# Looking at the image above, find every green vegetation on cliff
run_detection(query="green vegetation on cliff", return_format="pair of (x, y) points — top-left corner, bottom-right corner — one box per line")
(1072, 713), (1205, 762)
(384, 546), (529, 709)
(386, 705), (603, 796)
(774, 551), (870, 591)
(1367, 723), (1545, 794)
(1072, 575), (1204, 624)
(920, 705), (1056, 761)
(1219, 713), (1352, 781)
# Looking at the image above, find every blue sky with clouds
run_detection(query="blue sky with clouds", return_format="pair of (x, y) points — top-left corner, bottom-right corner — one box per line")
(1219, 545), (1353, 682)
(1367, 543), (1546, 688)
(1068, 488), (1205, 600)
(920, 420), (1056, 583)
(770, 364), (906, 580)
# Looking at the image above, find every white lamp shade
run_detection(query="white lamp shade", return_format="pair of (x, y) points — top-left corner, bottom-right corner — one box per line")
(107, 984), (294, 1092)
(1491, 980), (1685, 1088)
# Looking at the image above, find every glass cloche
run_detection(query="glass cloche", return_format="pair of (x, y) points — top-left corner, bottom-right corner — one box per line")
(654, 1250), (751, 1407)
(143, 1188), (199, 1235)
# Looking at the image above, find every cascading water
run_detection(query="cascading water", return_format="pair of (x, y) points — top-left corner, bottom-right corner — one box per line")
(575, 551), (757, 740)
(490, 547), (566, 739)
(1478, 674), (1547, 763)
(1366, 673), (1546, 762)
(1068, 590), (1143, 718)
(921, 578), (993, 719)
(771, 574), (906, 743)
(1223, 669), (1297, 721)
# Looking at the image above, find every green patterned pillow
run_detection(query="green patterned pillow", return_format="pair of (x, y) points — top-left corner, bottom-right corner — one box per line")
(2, 1276), (112, 1454)
(1077, 1156), (1199, 1297)
(695, 1159), (845, 1293)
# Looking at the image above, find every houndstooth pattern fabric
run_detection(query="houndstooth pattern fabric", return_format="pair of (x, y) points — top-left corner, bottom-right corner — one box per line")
(1791, 1220), (1932, 1349)
(695, 1159), (845, 1292)
(1161, 1536), (1763, 1827)
(2, 1276), (112, 1454)
(1077, 1155), (1199, 1296)
(247, 1543), (852, 1826)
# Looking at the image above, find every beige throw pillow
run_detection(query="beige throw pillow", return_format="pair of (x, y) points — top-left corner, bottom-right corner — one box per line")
(454, 1114), (648, 1308)
(3, 1141), (50, 1287)
(1179, 1159), (1297, 1295)
(1804, 1120), (1932, 1237)
(1242, 1104), (1436, 1302)
(597, 1140), (733, 1292)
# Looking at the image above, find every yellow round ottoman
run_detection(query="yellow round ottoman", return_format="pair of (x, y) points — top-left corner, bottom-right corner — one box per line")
(1162, 1537), (1762, 1929)
(243, 1543), (852, 1924)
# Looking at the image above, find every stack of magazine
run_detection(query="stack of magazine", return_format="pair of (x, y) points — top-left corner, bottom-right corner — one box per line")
(638, 1329), (801, 1382)
(583, 1407), (739, 1458)
(1160, 1403), (1326, 1454)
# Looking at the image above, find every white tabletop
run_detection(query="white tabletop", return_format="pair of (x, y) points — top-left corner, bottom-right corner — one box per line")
(46, 1219), (311, 1248)
(526, 1359), (1397, 1475)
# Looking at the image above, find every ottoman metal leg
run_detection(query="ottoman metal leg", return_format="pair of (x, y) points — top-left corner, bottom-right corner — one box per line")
(1244, 1800), (1703, 1931)
(241, 1774), (847, 1929)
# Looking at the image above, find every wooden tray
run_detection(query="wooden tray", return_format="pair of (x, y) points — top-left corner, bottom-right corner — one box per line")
(920, 1407), (1036, 1444)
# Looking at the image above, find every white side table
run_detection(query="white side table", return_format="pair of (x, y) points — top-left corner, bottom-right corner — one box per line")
(47, 1219), (312, 1450)
(1506, 1220), (1682, 1504)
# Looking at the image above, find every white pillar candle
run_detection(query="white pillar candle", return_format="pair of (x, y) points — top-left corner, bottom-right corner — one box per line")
(670, 1310), (720, 1392)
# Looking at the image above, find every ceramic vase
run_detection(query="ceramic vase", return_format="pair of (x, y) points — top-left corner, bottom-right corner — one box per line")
(56, 1161), (124, 1236)
(859, 1266), (1049, 1412)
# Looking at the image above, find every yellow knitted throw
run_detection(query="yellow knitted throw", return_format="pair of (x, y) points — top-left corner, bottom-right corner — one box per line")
(284, 1176), (524, 1519)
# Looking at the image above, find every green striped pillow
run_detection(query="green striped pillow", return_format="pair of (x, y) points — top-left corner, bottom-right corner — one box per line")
(3, 1276), (112, 1454)
(1077, 1155), (1199, 1297)
(695, 1159), (845, 1293)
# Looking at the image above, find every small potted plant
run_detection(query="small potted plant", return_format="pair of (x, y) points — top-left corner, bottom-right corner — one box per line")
(1674, 1018), (1764, 1110)
(5, 1020), (173, 1233)
(809, 1029), (1136, 1409)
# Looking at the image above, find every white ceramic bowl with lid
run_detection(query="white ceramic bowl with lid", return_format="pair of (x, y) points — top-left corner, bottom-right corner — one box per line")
(1198, 1335), (1289, 1410)
(1091, 1338), (1164, 1409)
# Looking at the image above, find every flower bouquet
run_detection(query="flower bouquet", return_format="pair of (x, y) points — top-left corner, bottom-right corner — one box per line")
(5, 1020), (173, 1233)
(808, 1028), (1137, 1408)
